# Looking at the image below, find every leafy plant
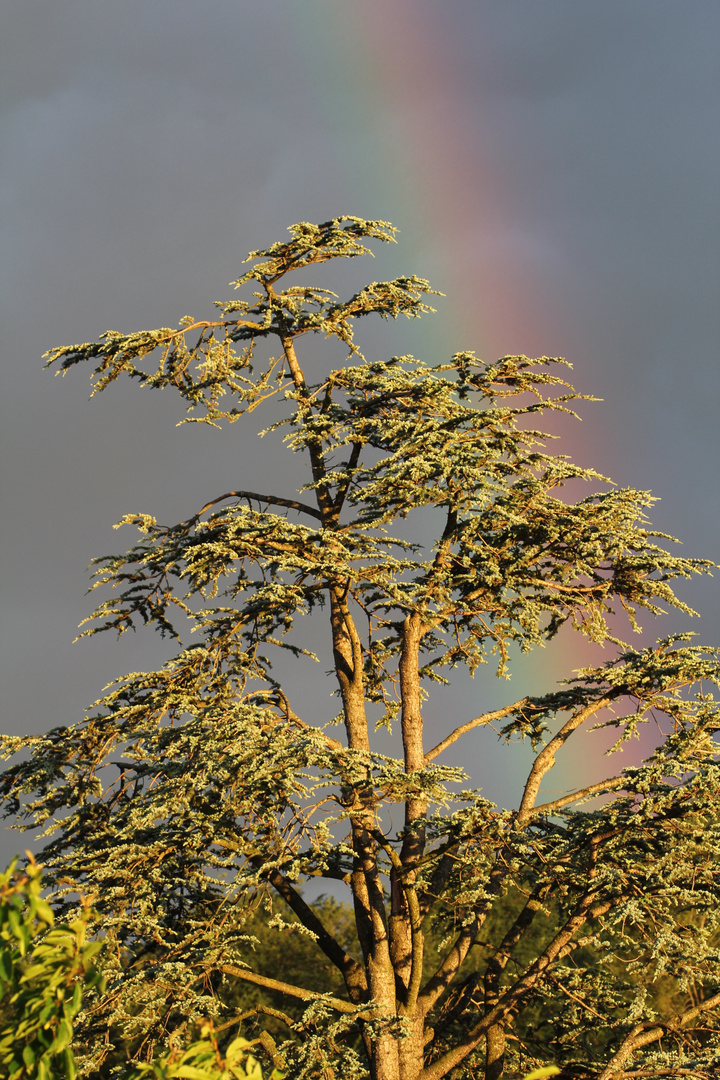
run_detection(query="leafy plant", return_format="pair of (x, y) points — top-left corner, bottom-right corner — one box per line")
(124, 1030), (282, 1080)
(0, 856), (103, 1080)
(1, 217), (719, 1080)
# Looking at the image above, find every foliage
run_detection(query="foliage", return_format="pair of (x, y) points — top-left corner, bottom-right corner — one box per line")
(0, 856), (103, 1080)
(123, 1030), (282, 1080)
(1, 216), (719, 1080)
(0, 860), (282, 1080)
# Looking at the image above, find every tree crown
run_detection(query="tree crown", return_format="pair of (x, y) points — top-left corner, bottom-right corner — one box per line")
(2, 217), (718, 1080)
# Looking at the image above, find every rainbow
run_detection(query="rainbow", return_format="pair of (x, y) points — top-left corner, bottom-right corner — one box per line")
(290, 2), (659, 804)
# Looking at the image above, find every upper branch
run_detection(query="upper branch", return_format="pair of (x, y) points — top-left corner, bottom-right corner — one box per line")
(180, 489), (323, 526)
(516, 694), (618, 824)
(424, 699), (529, 764)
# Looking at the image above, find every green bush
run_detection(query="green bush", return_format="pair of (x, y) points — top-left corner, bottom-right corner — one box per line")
(0, 856), (103, 1080)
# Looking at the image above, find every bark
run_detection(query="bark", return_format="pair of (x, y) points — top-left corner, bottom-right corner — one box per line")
(330, 588), (370, 751)
(398, 613), (427, 860)
(389, 865), (412, 990)
(394, 614), (430, 1079)
(397, 1014), (426, 1080)
(484, 1024), (506, 1080)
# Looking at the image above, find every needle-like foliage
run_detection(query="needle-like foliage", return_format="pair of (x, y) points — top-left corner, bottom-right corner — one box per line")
(2, 217), (719, 1080)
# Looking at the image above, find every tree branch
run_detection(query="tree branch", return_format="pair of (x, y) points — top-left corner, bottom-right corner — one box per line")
(214, 1003), (298, 1034)
(621, 1071), (714, 1078)
(516, 695), (617, 824)
(181, 489), (323, 527)
(597, 991), (720, 1080)
(428, 972), (481, 1045)
(218, 964), (365, 1016)
(332, 439), (363, 518)
(370, 829), (424, 1014)
(417, 916), (483, 1016)
(420, 891), (601, 1080)
(271, 308), (336, 524)
(529, 775), (628, 817)
(259, 863), (368, 1002)
(424, 699), (529, 764)
(244, 689), (343, 752)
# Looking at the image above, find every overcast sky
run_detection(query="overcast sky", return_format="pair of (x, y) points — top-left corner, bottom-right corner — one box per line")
(1, 1), (718, 859)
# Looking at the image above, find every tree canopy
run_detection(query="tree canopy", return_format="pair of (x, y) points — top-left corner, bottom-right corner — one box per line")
(2, 217), (719, 1080)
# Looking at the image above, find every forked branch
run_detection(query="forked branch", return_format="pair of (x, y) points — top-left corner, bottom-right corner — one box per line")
(419, 890), (603, 1080)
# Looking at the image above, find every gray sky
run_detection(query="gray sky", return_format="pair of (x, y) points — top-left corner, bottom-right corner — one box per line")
(1, 1), (718, 858)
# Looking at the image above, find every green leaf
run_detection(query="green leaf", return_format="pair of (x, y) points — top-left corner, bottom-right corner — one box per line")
(172, 1068), (220, 1080)
(225, 1038), (254, 1066)
(19, 961), (51, 982)
(33, 899), (55, 926)
(48, 1017), (73, 1055)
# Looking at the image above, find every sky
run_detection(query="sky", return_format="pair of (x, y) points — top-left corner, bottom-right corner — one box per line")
(1, 1), (718, 862)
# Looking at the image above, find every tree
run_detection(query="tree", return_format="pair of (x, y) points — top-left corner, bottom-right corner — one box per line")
(1, 217), (719, 1080)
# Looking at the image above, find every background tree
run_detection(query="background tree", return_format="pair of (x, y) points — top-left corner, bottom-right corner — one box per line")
(1, 218), (719, 1080)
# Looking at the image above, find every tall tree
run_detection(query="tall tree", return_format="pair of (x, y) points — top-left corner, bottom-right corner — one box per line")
(2, 218), (719, 1080)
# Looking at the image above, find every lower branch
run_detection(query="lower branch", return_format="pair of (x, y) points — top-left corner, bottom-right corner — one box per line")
(418, 916), (483, 1015)
(420, 891), (601, 1080)
(597, 991), (720, 1080)
(262, 864), (368, 1001)
(217, 963), (369, 1017)
(216, 1003), (298, 1033)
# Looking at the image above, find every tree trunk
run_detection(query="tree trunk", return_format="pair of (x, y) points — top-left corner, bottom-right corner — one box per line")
(370, 1034), (401, 1080)
(398, 1012), (426, 1080)
(485, 1023), (506, 1080)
